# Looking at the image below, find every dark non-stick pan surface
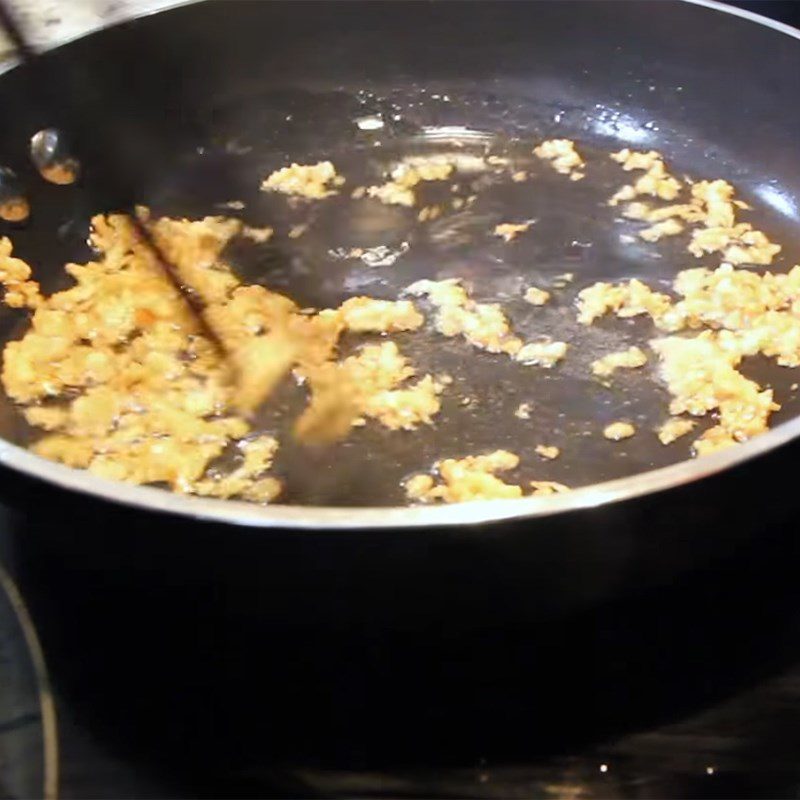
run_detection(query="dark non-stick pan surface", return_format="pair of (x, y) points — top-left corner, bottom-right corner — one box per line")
(0, 0), (799, 507)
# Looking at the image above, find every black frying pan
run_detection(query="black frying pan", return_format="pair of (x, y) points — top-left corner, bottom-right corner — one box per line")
(1, 0), (800, 527)
(0, 0), (795, 614)
(3, 0), (800, 784)
(0, 0), (798, 576)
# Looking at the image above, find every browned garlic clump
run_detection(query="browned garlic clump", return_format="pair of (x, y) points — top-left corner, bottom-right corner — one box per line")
(261, 161), (343, 199)
(405, 278), (524, 355)
(0, 214), (435, 499)
(610, 149), (781, 266)
(577, 256), (800, 454)
(367, 156), (454, 207)
(657, 417), (696, 445)
(603, 421), (636, 441)
(405, 449), (569, 504)
(524, 286), (551, 306)
(534, 139), (585, 180)
(591, 346), (648, 378)
(494, 222), (532, 242)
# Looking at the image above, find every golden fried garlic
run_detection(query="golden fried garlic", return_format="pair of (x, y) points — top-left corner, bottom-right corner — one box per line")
(0, 214), (432, 501)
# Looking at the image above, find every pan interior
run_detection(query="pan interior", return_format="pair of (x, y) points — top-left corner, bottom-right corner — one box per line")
(0, 1), (800, 507)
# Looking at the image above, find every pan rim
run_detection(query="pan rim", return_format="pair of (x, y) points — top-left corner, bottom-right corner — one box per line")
(1, 0), (800, 529)
(0, 409), (797, 530)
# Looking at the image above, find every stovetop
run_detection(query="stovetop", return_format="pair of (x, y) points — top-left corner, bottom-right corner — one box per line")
(2, 1), (800, 798)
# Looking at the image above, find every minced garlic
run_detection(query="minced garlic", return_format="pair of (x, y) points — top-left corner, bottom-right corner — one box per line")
(535, 444), (560, 460)
(534, 139), (585, 180)
(367, 182), (416, 208)
(191, 435), (282, 503)
(576, 279), (673, 327)
(610, 151), (781, 266)
(405, 450), (571, 504)
(260, 161), (342, 199)
(1, 214), (298, 500)
(591, 346), (648, 378)
(418, 205), (443, 222)
(609, 148), (682, 206)
(514, 402), (532, 419)
(494, 222), (532, 242)
(241, 225), (273, 243)
(405, 450), (523, 503)
(577, 254), (800, 455)
(298, 341), (444, 437)
(0, 213), (442, 499)
(0, 238), (42, 309)
(581, 262), (800, 367)
(405, 278), (523, 355)
(515, 340), (568, 368)
(639, 218), (685, 243)
(367, 156), (454, 207)
(524, 287), (551, 306)
(656, 417), (696, 445)
(343, 341), (443, 431)
(336, 297), (424, 333)
(650, 332), (778, 455)
(603, 421), (636, 441)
